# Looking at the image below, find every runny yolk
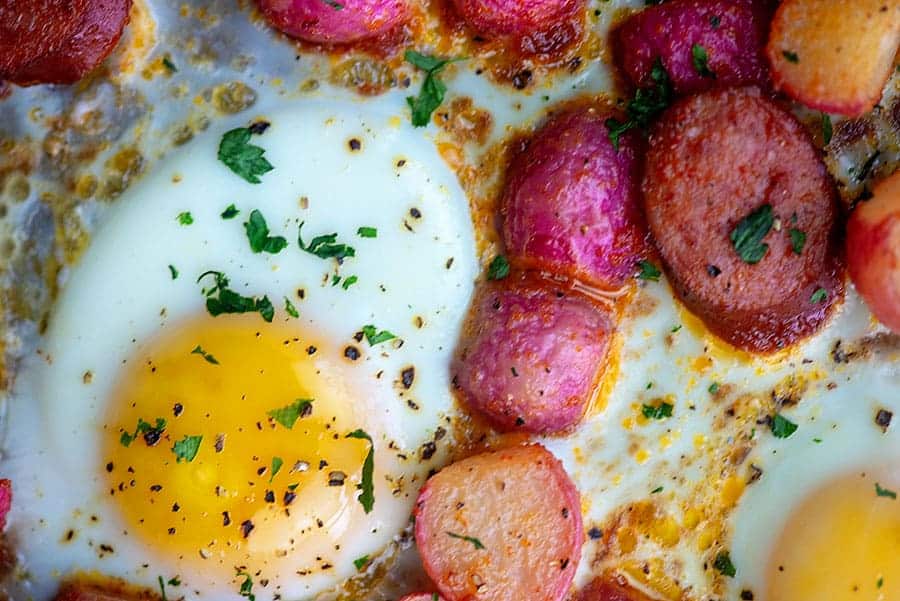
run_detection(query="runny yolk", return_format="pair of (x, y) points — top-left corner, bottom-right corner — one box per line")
(102, 315), (369, 575)
(766, 471), (900, 601)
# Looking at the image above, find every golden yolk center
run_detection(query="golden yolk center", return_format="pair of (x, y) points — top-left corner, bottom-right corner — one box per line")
(102, 315), (368, 572)
(767, 471), (900, 601)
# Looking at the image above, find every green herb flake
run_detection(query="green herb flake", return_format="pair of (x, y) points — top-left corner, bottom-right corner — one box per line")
(782, 50), (800, 63)
(708, 382), (720, 394)
(168, 265), (179, 280)
(172, 435), (203, 463)
(691, 44), (716, 79)
(120, 417), (167, 448)
(267, 399), (314, 429)
(244, 209), (288, 254)
(651, 486), (664, 494)
(405, 50), (463, 128)
(177, 211), (194, 226)
(813, 437), (823, 443)
(875, 482), (897, 500)
(487, 255), (510, 281)
(345, 429), (375, 513)
(197, 271), (274, 322)
(342, 275), (359, 290)
(218, 127), (274, 184)
(789, 228), (807, 255)
(167, 577), (181, 587)
(710, 15), (721, 28)
(357, 226), (378, 238)
(446, 531), (485, 550)
(671, 324), (683, 333)
(730, 204), (774, 264)
(269, 456), (283, 483)
(362, 325), (396, 346)
(822, 113), (833, 145)
(162, 56), (178, 73)
(637, 260), (661, 282)
(158, 576), (168, 601)
(284, 297), (299, 318)
(236, 569), (256, 601)
(191, 345), (220, 365)
(714, 551), (736, 577)
(878, 577), (884, 589)
(771, 414), (798, 439)
(605, 58), (672, 150)
(221, 204), (240, 219)
(321, 0), (343, 8)
(353, 555), (370, 571)
(642, 403), (674, 420)
(811, 288), (828, 304)
(298, 223), (356, 262)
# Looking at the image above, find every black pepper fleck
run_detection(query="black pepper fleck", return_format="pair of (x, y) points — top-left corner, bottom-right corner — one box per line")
(876, 409), (893, 432)
(344, 346), (360, 361)
(241, 519), (255, 538)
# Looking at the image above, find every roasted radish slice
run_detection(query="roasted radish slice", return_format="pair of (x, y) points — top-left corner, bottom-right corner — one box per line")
(847, 171), (900, 333)
(766, 0), (900, 117)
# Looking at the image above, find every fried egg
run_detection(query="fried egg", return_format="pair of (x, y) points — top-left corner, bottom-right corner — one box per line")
(2, 95), (476, 600)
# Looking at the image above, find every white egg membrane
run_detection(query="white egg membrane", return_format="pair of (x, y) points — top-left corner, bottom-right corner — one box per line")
(1, 1), (899, 601)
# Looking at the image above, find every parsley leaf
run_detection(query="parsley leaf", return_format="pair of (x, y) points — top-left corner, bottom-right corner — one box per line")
(177, 211), (194, 225)
(642, 403), (674, 420)
(782, 50), (799, 63)
(353, 555), (370, 571)
(446, 531), (485, 550)
(357, 226), (377, 238)
(236, 570), (256, 601)
(487, 255), (510, 280)
(714, 551), (736, 577)
(708, 382), (720, 394)
(191, 345), (220, 365)
(172, 435), (203, 463)
(284, 297), (299, 318)
(218, 127), (274, 184)
(875, 482), (897, 499)
(730, 204), (773, 264)
(197, 271), (274, 322)
(605, 58), (672, 150)
(345, 429), (375, 513)
(158, 576), (168, 601)
(269, 456), (283, 483)
(221, 204), (240, 219)
(162, 56), (178, 73)
(822, 113), (833, 145)
(789, 228), (806, 255)
(405, 50), (462, 127)
(298, 223), (356, 263)
(267, 399), (313, 429)
(637, 260), (661, 281)
(361, 325), (396, 346)
(811, 288), (828, 304)
(244, 209), (288, 254)
(341, 275), (358, 290)
(770, 414), (798, 438)
(691, 44), (716, 79)
(168, 265), (179, 280)
(651, 486), (664, 494)
(120, 417), (167, 448)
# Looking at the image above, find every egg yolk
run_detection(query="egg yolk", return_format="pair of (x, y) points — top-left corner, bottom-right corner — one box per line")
(102, 315), (369, 573)
(766, 471), (900, 600)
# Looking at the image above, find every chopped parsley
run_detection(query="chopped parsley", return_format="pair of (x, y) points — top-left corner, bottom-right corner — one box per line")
(221, 204), (239, 219)
(637, 260), (661, 281)
(810, 288), (828, 304)
(267, 399), (313, 429)
(345, 429), (375, 513)
(710, 14), (721, 28)
(341, 275), (359, 290)
(236, 569), (256, 601)
(875, 482), (897, 499)
(269, 456), (283, 483)
(487, 255), (510, 281)
(782, 50), (800, 63)
(789, 228), (806, 255)
(353, 555), (370, 571)
(298, 223), (356, 262)
(218, 127), (274, 184)
(642, 402), (674, 420)
(161, 56), (178, 73)
(172, 435), (203, 463)
(120, 417), (167, 447)
(446, 531), (485, 550)
(361, 325), (396, 346)
(822, 113), (833, 145)
(691, 44), (716, 79)
(158, 576), (168, 601)
(284, 297), (299, 318)
(168, 265), (179, 280)
(770, 414), (798, 438)
(730, 204), (773, 264)
(357, 226), (378, 238)
(708, 382), (720, 394)
(714, 551), (736, 577)
(321, 0), (343, 8)
(177, 211), (194, 225)
(671, 324), (682, 333)
(405, 50), (463, 127)
(651, 486), (664, 494)
(605, 58), (672, 150)
(197, 271), (274, 322)
(191, 345), (220, 365)
(244, 209), (288, 254)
